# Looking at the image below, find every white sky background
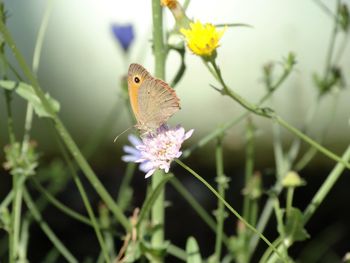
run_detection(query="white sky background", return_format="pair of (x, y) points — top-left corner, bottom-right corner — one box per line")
(3, 0), (350, 150)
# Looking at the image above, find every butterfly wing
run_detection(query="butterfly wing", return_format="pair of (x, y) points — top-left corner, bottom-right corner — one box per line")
(127, 63), (151, 122)
(137, 78), (180, 132)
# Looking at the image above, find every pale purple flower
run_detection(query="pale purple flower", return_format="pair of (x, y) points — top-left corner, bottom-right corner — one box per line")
(122, 125), (194, 178)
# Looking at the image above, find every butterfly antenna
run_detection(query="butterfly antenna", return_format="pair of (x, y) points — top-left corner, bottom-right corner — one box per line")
(113, 126), (133, 143)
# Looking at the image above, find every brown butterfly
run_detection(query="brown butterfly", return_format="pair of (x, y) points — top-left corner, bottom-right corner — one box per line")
(127, 63), (180, 134)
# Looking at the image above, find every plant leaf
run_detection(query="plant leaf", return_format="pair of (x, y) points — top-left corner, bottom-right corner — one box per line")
(285, 208), (310, 242)
(0, 80), (60, 118)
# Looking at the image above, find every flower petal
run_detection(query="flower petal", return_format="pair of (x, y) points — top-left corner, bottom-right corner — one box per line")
(121, 155), (139, 162)
(128, 134), (142, 147)
(145, 169), (156, 178)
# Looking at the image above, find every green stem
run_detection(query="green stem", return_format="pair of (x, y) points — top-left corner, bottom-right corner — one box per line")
(182, 64), (292, 159)
(21, 103), (33, 155)
(303, 144), (350, 224)
(167, 244), (187, 261)
(323, 0), (339, 76)
(210, 60), (267, 117)
(152, 0), (167, 256)
(0, 190), (14, 210)
(175, 159), (287, 263)
(4, 90), (16, 144)
(170, 177), (230, 247)
(23, 188), (78, 263)
(31, 178), (97, 227)
(274, 116), (350, 170)
(242, 118), (255, 262)
(268, 200), (290, 263)
(32, 0), (53, 75)
(208, 57), (350, 170)
(249, 122), (291, 256)
(18, 215), (30, 262)
(117, 162), (136, 211)
(242, 118), (255, 222)
(259, 237), (283, 263)
(99, 205), (115, 260)
(0, 17), (131, 232)
(294, 93), (339, 171)
(56, 136), (110, 263)
(286, 188), (294, 218)
(214, 137), (225, 261)
(249, 184), (283, 256)
(11, 173), (23, 263)
(171, 178), (215, 231)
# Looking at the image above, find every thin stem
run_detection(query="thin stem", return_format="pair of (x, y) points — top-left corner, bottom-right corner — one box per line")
(286, 97), (320, 164)
(286, 188), (294, 218)
(0, 18), (131, 231)
(274, 116), (350, 170)
(56, 135), (110, 263)
(210, 60), (267, 117)
(303, 144), (350, 224)
(152, 0), (167, 257)
(183, 0), (191, 11)
(170, 178), (217, 234)
(249, 185), (284, 256)
(334, 32), (349, 64)
(323, 0), (340, 76)
(207, 56), (350, 170)
(182, 64), (292, 159)
(249, 122), (291, 256)
(176, 159), (287, 263)
(0, 190), (14, 210)
(4, 91), (16, 144)
(32, 0), (53, 75)
(294, 92), (339, 171)
(83, 102), (122, 159)
(117, 162), (136, 211)
(99, 205), (115, 260)
(11, 173), (23, 263)
(214, 137), (225, 261)
(242, 118), (255, 222)
(31, 178), (96, 227)
(18, 216), (30, 262)
(21, 103), (33, 155)
(242, 118), (255, 262)
(23, 188), (78, 263)
(167, 244), (187, 261)
(169, 177), (230, 247)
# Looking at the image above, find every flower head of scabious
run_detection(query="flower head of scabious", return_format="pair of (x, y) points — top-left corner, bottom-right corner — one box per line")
(111, 24), (135, 52)
(180, 20), (226, 58)
(122, 124), (194, 178)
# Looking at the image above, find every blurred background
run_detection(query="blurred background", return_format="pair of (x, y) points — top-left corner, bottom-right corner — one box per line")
(1, 0), (350, 262)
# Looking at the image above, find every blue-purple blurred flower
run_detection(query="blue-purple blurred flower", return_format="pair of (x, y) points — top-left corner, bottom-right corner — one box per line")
(111, 24), (135, 52)
(122, 125), (194, 178)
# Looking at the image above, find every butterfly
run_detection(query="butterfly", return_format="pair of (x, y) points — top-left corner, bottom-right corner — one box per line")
(127, 63), (180, 134)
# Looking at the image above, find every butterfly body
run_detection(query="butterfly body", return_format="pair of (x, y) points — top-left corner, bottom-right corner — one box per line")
(127, 63), (180, 134)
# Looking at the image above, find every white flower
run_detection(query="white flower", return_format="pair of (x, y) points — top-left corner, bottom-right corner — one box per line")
(122, 124), (194, 178)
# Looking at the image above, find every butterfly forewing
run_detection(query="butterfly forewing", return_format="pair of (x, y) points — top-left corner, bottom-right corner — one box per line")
(137, 78), (180, 131)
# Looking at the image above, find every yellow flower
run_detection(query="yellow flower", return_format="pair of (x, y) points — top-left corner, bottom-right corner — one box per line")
(180, 20), (226, 57)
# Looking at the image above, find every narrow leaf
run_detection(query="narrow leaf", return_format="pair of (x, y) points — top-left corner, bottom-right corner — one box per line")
(0, 80), (60, 118)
